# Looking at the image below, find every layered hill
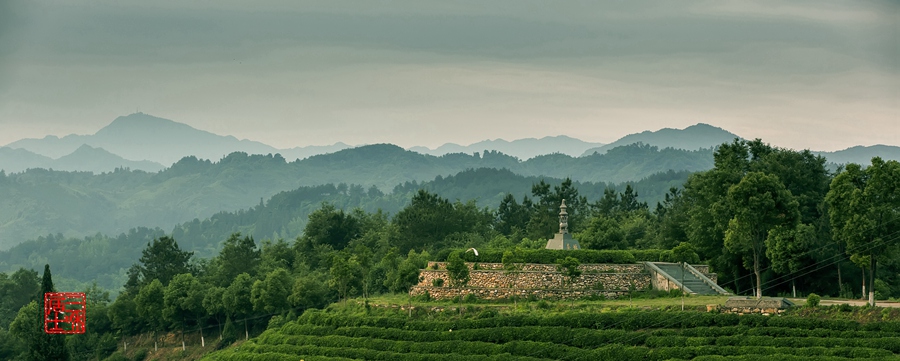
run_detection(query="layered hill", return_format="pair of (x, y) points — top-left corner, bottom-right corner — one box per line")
(0, 145), (166, 174)
(816, 145), (900, 165)
(409, 135), (604, 160)
(0, 143), (709, 251)
(0, 167), (692, 292)
(4, 113), (351, 167)
(581, 123), (740, 156)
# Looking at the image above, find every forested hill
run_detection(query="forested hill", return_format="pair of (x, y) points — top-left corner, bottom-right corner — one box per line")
(0, 167), (691, 293)
(0, 143), (712, 249)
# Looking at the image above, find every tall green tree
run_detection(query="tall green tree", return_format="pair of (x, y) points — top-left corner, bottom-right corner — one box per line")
(302, 203), (362, 250)
(251, 268), (293, 314)
(328, 255), (362, 302)
(289, 272), (331, 310)
(29, 265), (70, 361)
(163, 273), (208, 345)
(223, 273), (254, 340)
(827, 158), (900, 306)
(213, 233), (260, 287)
(766, 224), (816, 297)
(527, 179), (588, 240)
(202, 286), (227, 338)
(134, 279), (166, 350)
(125, 236), (194, 294)
(496, 193), (532, 236)
(0, 268), (40, 329)
(724, 172), (799, 298)
(393, 190), (491, 252)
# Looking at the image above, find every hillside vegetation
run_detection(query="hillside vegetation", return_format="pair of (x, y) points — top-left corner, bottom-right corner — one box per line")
(0, 138), (898, 361)
(0, 143), (709, 250)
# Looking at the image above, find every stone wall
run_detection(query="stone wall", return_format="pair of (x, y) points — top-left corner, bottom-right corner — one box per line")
(413, 262), (650, 300)
(426, 262), (645, 274)
(410, 286), (629, 301)
(649, 268), (682, 292)
(419, 269), (650, 291)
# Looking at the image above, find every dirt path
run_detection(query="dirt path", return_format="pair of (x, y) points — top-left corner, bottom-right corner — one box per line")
(787, 298), (900, 308)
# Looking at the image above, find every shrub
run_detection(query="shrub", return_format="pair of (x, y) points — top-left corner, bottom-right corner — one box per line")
(432, 278), (445, 287)
(806, 293), (821, 308)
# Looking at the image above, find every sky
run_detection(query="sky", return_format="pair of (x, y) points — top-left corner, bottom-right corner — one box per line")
(0, 0), (897, 151)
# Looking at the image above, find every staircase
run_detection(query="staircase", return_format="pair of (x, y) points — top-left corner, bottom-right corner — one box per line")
(649, 262), (728, 295)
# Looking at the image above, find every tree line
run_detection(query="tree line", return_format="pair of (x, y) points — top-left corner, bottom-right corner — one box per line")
(0, 138), (897, 360)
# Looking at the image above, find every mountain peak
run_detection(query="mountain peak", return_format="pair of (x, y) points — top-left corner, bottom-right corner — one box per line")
(580, 123), (741, 156)
(97, 113), (195, 135)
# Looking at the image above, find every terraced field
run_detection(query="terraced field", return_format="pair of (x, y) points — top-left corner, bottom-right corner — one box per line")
(204, 304), (900, 361)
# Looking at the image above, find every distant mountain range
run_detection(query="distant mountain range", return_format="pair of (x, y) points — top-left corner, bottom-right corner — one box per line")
(0, 143), (713, 250)
(814, 145), (900, 166)
(0, 145), (165, 173)
(3, 113), (351, 170)
(580, 123), (740, 156)
(409, 136), (604, 160)
(3, 114), (899, 175)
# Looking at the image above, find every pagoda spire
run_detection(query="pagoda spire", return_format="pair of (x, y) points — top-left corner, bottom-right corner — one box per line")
(558, 199), (569, 234)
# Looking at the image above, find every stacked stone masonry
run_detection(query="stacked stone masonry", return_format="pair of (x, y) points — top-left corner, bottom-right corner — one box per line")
(411, 262), (717, 301)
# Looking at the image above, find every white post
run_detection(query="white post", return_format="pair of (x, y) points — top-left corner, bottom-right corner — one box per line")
(182, 341), (185, 351)
(202, 336), (205, 348)
(124, 341), (127, 352)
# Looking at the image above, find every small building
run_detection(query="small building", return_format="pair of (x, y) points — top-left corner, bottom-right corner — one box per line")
(545, 199), (581, 250)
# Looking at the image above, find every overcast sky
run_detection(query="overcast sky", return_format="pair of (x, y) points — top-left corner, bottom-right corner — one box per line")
(0, 0), (897, 151)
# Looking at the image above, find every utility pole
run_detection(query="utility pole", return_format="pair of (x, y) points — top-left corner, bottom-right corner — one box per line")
(681, 262), (685, 311)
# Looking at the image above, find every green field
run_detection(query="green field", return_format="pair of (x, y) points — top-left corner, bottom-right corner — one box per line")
(203, 297), (900, 361)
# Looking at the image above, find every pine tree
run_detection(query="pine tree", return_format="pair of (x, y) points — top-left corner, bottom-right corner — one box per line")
(28, 264), (70, 361)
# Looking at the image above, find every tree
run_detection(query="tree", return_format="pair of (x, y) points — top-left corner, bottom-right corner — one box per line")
(766, 224), (816, 297)
(577, 215), (624, 250)
(223, 273), (254, 340)
(125, 236), (194, 294)
(213, 233), (260, 287)
(556, 256), (582, 282)
(827, 158), (900, 306)
(302, 203), (361, 250)
(556, 257), (582, 304)
(725, 172), (799, 299)
(328, 255), (361, 302)
(21, 265), (71, 361)
(393, 190), (467, 252)
(134, 279), (166, 350)
(202, 286), (227, 338)
(446, 251), (470, 288)
(8, 301), (37, 357)
(528, 179), (588, 240)
(0, 268), (39, 330)
(163, 273), (208, 347)
(496, 193), (531, 236)
(251, 268), (293, 314)
(384, 250), (428, 293)
(289, 272), (331, 310)
(107, 294), (141, 336)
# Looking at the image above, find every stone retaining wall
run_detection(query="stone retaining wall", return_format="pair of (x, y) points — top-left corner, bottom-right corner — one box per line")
(414, 262), (719, 300)
(410, 285), (630, 301)
(419, 269), (650, 291)
(426, 262), (645, 274)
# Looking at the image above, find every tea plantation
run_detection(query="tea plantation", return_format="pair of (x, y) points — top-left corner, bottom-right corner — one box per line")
(204, 301), (900, 361)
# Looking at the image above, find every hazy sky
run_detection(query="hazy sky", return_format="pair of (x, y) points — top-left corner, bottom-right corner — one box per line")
(1, 0), (897, 151)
